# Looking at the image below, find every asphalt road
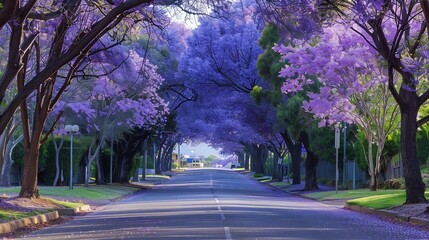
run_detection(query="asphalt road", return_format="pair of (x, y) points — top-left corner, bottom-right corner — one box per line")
(22, 169), (429, 239)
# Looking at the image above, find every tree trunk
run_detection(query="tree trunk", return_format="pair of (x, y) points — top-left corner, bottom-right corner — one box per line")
(301, 131), (319, 190)
(114, 151), (134, 183)
(370, 172), (378, 191)
(96, 150), (106, 184)
(112, 129), (149, 182)
(19, 142), (40, 198)
(271, 151), (279, 180)
(156, 143), (162, 174)
(280, 130), (302, 185)
(0, 140), (14, 186)
(0, 138), (13, 187)
(52, 135), (64, 187)
(245, 151), (250, 170)
(399, 87), (426, 203)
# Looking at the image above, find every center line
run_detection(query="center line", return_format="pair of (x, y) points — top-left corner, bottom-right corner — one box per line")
(217, 206), (225, 220)
(224, 227), (232, 240)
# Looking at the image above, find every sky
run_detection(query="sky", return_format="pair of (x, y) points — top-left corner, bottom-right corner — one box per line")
(176, 142), (223, 157)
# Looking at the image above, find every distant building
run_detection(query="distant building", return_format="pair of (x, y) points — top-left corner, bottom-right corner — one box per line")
(187, 156), (204, 168)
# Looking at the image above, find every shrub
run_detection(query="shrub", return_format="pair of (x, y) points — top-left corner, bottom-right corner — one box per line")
(382, 178), (403, 189)
(317, 178), (336, 186)
(254, 173), (264, 178)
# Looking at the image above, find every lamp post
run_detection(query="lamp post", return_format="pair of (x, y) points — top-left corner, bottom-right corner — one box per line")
(65, 125), (79, 190)
(342, 123), (347, 186)
(335, 125), (340, 194)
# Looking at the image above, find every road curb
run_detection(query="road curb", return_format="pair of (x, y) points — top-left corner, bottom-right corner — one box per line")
(0, 211), (59, 234)
(56, 205), (91, 216)
(345, 202), (429, 226)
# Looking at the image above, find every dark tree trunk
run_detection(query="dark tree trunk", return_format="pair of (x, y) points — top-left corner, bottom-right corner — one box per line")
(280, 130), (302, 185)
(19, 139), (41, 198)
(162, 144), (174, 171)
(399, 85), (426, 203)
(370, 173), (378, 191)
(246, 144), (267, 174)
(301, 131), (319, 190)
(113, 129), (149, 183)
(245, 151), (250, 170)
(96, 153), (106, 184)
(290, 144), (301, 185)
(155, 143), (162, 174)
(113, 151), (133, 183)
(271, 151), (279, 180)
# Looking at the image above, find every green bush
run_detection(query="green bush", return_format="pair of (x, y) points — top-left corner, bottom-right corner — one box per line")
(326, 178), (335, 186)
(423, 178), (429, 188)
(318, 178), (336, 186)
(39, 136), (92, 185)
(382, 178), (404, 190)
(254, 173), (264, 178)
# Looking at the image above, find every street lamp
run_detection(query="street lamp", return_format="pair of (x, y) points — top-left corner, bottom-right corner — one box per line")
(334, 124), (340, 194)
(65, 124), (79, 190)
(342, 123), (347, 186)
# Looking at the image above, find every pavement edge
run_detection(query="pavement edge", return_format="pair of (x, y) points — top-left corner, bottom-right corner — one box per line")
(344, 202), (429, 226)
(56, 204), (91, 216)
(0, 211), (59, 234)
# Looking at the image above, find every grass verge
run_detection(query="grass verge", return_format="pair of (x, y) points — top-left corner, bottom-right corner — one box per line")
(0, 209), (46, 222)
(303, 189), (403, 201)
(347, 191), (429, 209)
(46, 198), (85, 209)
(0, 184), (141, 200)
(302, 189), (429, 210)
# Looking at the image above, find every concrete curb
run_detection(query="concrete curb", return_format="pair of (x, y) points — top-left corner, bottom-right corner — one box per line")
(0, 211), (59, 234)
(56, 205), (91, 216)
(345, 203), (429, 226)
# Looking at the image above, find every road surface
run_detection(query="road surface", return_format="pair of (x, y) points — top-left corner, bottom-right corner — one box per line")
(22, 169), (429, 239)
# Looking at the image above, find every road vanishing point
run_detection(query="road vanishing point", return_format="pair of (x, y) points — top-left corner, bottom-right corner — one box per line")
(23, 169), (429, 239)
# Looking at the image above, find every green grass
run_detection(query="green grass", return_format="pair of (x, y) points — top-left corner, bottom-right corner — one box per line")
(46, 198), (85, 208)
(270, 181), (290, 188)
(303, 189), (403, 201)
(347, 191), (429, 209)
(145, 174), (171, 179)
(0, 185), (141, 200)
(347, 193), (405, 209)
(255, 176), (272, 182)
(0, 209), (45, 222)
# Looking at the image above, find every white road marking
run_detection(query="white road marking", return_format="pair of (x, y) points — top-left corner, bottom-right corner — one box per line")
(211, 174), (231, 239)
(217, 205), (226, 219)
(224, 227), (232, 240)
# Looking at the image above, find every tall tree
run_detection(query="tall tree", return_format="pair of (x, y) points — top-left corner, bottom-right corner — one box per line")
(275, 23), (400, 190)
(253, 23), (321, 189)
